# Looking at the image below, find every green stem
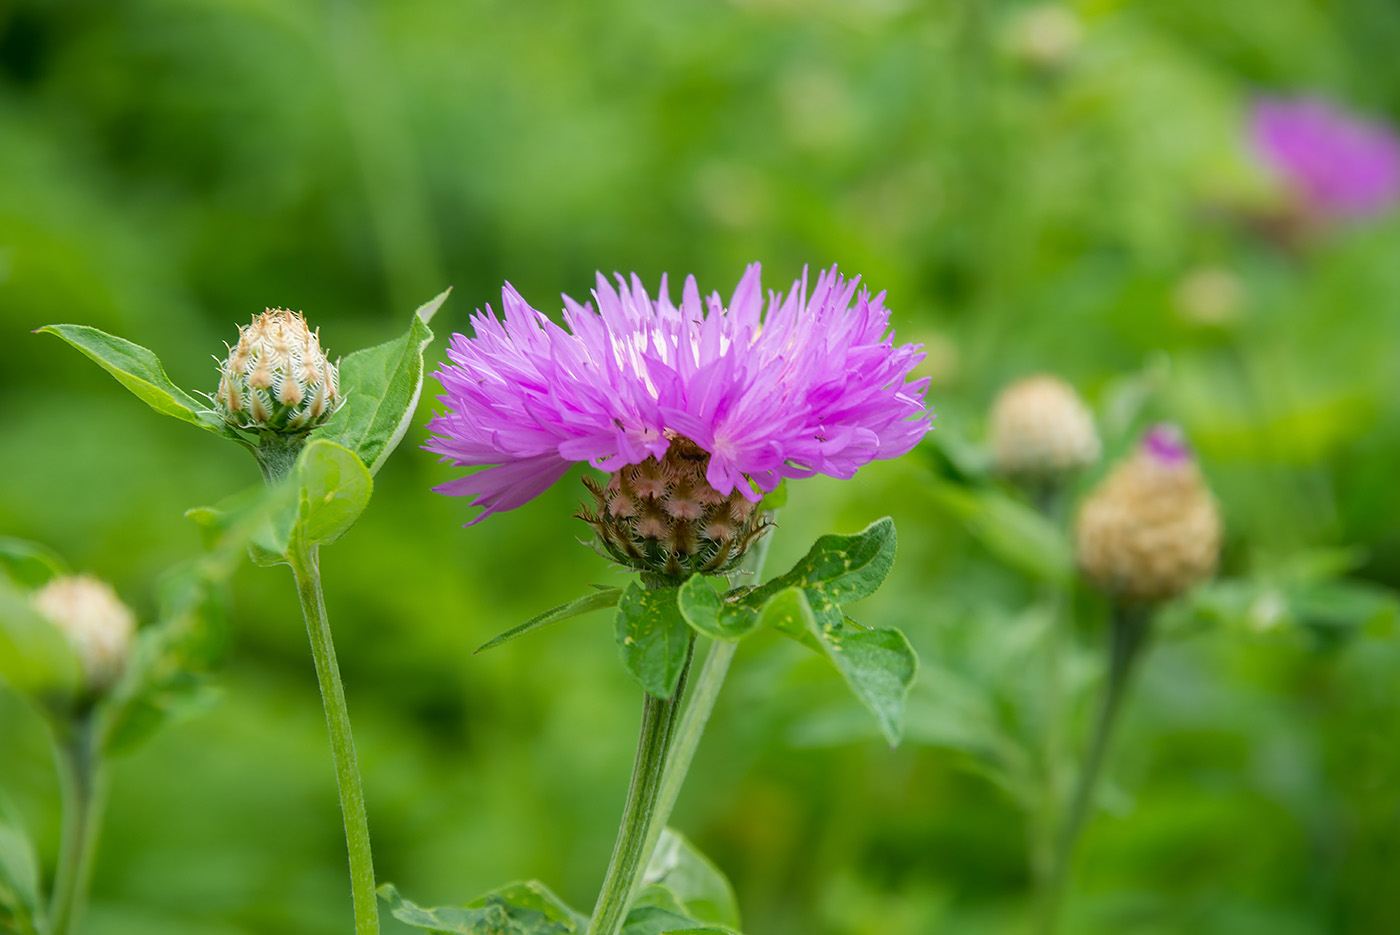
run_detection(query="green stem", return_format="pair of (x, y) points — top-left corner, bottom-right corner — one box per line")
(638, 527), (777, 877)
(1039, 603), (1153, 935)
(289, 540), (379, 935)
(49, 712), (105, 935)
(586, 636), (696, 935)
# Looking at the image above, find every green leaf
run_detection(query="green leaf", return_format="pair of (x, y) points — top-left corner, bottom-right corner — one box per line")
(746, 517), (899, 609)
(477, 588), (623, 654)
(379, 881), (584, 935)
(185, 483), (297, 566)
(0, 798), (42, 935)
(313, 289), (447, 476)
(294, 440), (373, 546)
(104, 560), (231, 757)
(926, 482), (1071, 583)
(676, 577), (761, 642)
(760, 588), (916, 746)
(37, 324), (233, 439)
(0, 577), (80, 700)
(641, 829), (741, 930)
(621, 906), (736, 935)
(616, 584), (692, 699)
(0, 538), (68, 590)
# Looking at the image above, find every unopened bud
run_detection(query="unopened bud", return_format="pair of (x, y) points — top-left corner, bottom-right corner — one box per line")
(1076, 425), (1222, 603)
(1007, 4), (1083, 72)
(989, 374), (1101, 479)
(1174, 267), (1246, 327)
(32, 575), (135, 692)
(579, 436), (772, 578)
(215, 308), (341, 434)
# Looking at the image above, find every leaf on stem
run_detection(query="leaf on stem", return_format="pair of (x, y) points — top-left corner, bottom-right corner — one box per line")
(639, 828), (741, 930)
(616, 584), (691, 699)
(926, 481), (1072, 583)
(0, 538), (69, 590)
(379, 881), (585, 935)
(620, 905), (738, 934)
(0, 576), (80, 700)
(104, 559), (233, 757)
(758, 587), (916, 745)
(476, 588), (623, 654)
(0, 797), (42, 935)
(294, 439), (374, 546)
(675, 577), (760, 642)
(36, 324), (238, 440)
(313, 288), (448, 476)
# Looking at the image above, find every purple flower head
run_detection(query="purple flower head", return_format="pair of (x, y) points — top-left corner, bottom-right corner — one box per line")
(1250, 96), (1400, 220)
(427, 264), (933, 525)
(1141, 423), (1191, 467)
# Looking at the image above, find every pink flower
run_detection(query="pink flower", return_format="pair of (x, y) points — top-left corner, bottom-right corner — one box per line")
(427, 265), (932, 523)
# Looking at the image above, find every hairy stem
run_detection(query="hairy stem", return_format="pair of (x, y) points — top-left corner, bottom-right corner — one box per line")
(48, 712), (104, 935)
(289, 540), (379, 935)
(1039, 603), (1153, 935)
(587, 636), (696, 935)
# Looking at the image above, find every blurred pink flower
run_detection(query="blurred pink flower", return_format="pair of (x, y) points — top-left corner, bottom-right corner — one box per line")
(1250, 96), (1400, 220)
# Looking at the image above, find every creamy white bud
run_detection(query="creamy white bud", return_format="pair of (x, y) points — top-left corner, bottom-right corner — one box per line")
(989, 374), (1101, 479)
(32, 575), (136, 692)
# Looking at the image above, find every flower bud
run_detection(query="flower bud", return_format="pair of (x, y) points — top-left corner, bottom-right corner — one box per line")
(989, 374), (1101, 479)
(215, 308), (341, 434)
(1174, 267), (1246, 327)
(579, 436), (772, 578)
(1007, 4), (1083, 72)
(32, 575), (135, 692)
(1075, 425), (1222, 603)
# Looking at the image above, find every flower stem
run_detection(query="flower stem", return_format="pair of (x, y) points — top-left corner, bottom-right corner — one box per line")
(289, 539), (379, 935)
(49, 712), (104, 935)
(638, 527), (777, 876)
(586, 636), (696, 935)
(1039, 603), (1153, 935)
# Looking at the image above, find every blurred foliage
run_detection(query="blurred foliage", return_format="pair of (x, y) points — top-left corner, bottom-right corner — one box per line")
(4, 0), (1400, 933)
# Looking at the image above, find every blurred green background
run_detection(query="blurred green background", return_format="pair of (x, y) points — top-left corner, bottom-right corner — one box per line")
(4, 0), (1400, 933)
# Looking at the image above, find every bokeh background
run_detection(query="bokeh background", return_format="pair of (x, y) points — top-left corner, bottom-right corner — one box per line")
(4, 1), (1400, 933)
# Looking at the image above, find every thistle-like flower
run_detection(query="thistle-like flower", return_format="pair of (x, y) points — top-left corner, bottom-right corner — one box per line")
(32, 574), (136, 693)
(1075, 425), (1222, 603)
(988, 374), (1100, 480)
(427, 265), (932, 575)
(215, 308), (341, 434)
(1250, 96), (1400, 223)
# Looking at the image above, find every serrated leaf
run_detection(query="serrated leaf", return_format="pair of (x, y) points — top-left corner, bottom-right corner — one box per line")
(761, 588), (916, 745)
(295, 440), (373, 546)
(0, 797), (42, 935)
(37, 324), (234, 439)
(0, 538), (69, 590)
(676, 577), (760, 642)
(616, 584), (692, 699)
(641, 829), (741, 930)
(312, 289), (447, 476)
(379, 881), (584, 935)
(926, 482), (1071, 582)
(477, 588), (623, 654)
